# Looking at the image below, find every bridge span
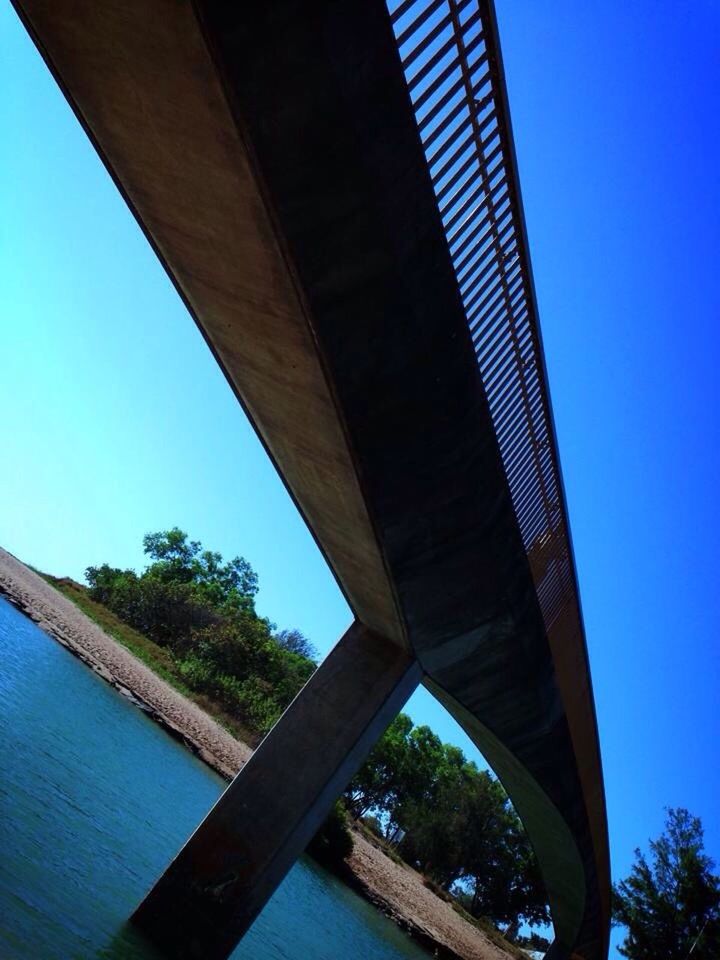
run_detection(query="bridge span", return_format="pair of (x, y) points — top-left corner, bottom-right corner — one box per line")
(12, 1), (610, 957)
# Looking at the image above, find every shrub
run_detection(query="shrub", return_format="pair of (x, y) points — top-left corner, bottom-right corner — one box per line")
(307, 801), (354, 866)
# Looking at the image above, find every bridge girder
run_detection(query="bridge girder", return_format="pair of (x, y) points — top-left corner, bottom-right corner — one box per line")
(12, 1), (610, 957)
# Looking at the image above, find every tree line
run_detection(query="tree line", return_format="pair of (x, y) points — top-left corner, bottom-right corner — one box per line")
(613, 807), (719, 959)
(345, 713), (549, 930)
(86, 527), (317, 734)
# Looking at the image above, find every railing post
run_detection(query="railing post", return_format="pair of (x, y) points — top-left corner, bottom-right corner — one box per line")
(132, 621), (420, 959)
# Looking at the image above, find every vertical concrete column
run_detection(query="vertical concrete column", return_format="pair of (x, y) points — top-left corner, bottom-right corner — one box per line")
(132, 621), (421, 959)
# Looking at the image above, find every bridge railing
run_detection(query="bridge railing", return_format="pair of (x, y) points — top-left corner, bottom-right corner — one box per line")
(388, 0), (575, 631)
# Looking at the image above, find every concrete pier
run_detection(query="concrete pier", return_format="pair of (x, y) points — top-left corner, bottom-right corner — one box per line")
(132, 622), (420, 959)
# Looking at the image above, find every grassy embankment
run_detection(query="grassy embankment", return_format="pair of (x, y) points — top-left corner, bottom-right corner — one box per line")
(41, 574), (261, 748)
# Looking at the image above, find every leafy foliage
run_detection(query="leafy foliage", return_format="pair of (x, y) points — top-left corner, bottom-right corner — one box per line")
(274, 628), (317, 661)
(86, 529), (314, 734)
(613, 808), (720, 959)
(345, 714), (550, 930)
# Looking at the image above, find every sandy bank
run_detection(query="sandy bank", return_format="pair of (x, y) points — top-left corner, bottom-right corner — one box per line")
(0, 546), (250, 779)
(0, 546), (513, 960)
(347, 831), (516, 960)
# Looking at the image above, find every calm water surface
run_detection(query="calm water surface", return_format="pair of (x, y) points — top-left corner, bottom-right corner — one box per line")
(0, 597), (428, 960)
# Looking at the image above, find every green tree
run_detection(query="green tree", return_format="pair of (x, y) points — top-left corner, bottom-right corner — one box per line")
(274, 628), (317, 661)
(142, 528), (201, 579)
(347, 710), (548, 930)
(85, 562), (217, 647)
(464, 805), (549, 928)
(396, 742), (474, 887)
(613, 808), (720, 960)
(346, 713), (414, 819)
(86, 528), (314, 735)
(143, 527), (258, 613)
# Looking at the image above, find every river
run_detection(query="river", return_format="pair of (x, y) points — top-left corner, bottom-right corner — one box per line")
(0, 597), (430, 960)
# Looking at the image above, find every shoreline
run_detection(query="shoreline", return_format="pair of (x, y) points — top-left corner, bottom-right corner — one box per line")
(0, 546), (515, 960)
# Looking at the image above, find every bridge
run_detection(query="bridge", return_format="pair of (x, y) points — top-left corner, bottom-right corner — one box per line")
(12, 1), (610, 958)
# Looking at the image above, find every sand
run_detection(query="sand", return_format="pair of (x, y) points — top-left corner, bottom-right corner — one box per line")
(0, 546), (513, 960)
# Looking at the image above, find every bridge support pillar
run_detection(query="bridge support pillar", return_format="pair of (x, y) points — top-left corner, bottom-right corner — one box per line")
(131, 620), (420, 959)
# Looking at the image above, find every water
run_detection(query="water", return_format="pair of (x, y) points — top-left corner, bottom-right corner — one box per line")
(0, 597), (428, 960)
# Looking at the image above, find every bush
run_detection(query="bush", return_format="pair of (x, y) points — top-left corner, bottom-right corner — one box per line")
(307, 801), (354, 866)
(177, 653), (215, 689)
(233, 675), (282, 733)
(86, 532), (319, 741)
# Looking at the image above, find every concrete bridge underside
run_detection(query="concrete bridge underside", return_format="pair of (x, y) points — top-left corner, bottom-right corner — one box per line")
(12, 2), (610, 958)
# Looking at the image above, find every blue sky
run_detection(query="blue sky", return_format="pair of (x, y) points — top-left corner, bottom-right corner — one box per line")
(1, 3), (719, 955)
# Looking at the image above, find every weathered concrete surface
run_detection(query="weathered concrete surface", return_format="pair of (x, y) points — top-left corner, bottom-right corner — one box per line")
(10, 0), (406, 651)
(132, 622), (421, 959)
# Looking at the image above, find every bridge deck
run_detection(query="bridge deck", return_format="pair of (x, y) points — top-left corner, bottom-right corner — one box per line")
(12, 2), (610, 957)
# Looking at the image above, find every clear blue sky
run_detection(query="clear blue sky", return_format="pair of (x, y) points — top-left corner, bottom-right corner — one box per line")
(1, 3), (718, 955)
